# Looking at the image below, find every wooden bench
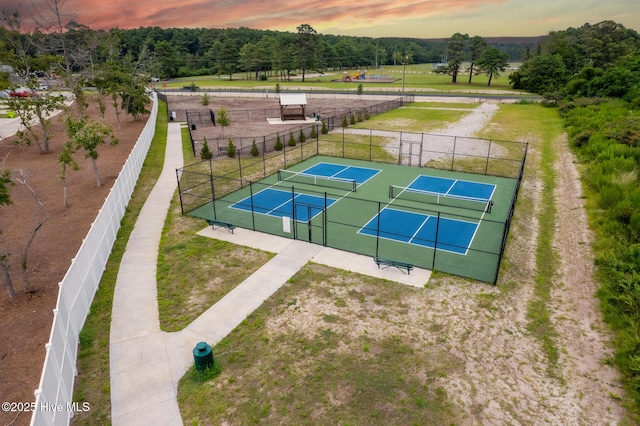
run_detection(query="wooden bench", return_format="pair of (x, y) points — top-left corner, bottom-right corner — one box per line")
(206, 219), (236, 234)
(373, 257), (414, 274)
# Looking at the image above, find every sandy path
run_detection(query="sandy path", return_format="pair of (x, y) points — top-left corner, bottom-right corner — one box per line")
(433, 101), (499, 137)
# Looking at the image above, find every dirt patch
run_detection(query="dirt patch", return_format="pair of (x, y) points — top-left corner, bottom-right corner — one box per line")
(167, 94), (383, 155)
(550, 135), (625, 419)
(0, 102), (146, 426)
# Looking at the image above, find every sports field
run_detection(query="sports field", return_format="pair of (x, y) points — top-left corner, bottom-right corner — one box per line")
(188, 156), (518, 282)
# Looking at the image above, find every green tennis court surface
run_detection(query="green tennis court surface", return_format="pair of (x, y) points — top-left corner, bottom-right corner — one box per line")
(188, 156), (518, 283)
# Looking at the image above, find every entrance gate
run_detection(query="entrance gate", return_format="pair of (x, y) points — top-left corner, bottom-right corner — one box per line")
(292, 202), (326, 246)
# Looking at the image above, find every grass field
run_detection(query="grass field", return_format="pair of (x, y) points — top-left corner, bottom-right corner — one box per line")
(75, 97), (628, 424)
(156, 63), (529, 96)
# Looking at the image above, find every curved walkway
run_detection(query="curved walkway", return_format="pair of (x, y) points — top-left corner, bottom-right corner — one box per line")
(109, 123), (430, 424)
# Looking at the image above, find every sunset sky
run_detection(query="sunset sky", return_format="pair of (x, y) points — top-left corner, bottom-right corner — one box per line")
(3, 0), (639, 38)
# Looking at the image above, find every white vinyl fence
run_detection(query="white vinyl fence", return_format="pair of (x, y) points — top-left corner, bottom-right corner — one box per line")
(30, 93), (158, 426)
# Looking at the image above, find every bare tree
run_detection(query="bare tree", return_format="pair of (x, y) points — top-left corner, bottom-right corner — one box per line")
(0, 157), (15, 298)
(11, 169), (49, 292)
(31, 0), (103, 113)
(0, 10), (35, 80)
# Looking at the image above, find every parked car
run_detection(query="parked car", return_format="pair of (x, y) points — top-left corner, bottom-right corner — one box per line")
(9, 88), (37, 97)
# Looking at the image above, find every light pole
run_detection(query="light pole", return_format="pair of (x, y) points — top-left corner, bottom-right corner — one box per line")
(401, 54), (408, 93)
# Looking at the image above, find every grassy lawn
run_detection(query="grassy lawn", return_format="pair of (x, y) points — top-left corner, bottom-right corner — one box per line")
(352, 104), (471, 132)
(157, 193), (275, 331)
(158, 63), (527, 95)
(179, 263), (459, 425)
(76, 97), (590, 423)
(73, 101), (170, 424)
(476, 103), (566, 374)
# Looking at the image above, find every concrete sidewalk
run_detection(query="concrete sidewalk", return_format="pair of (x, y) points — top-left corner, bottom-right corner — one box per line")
(109, 122), (430, 425)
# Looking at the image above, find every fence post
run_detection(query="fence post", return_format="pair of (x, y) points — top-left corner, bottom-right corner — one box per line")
(210, 173), (217, 219)
(485, 140), (492, 175)
(375, 202), (382, 258)
(237, 149), (242, 186)
(432, 212), (441, 270)
(398, 131), (403, 164)
(450, 137), (457, 171)
(262, 136), (267, 178)
(419, 133), (424, 167)
(283, 133), (287, 168)
(176, 169), (185, 214)
(249, 181), (256, 231)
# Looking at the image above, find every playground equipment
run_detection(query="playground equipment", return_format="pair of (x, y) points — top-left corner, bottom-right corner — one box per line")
(342, 70), (366, 81)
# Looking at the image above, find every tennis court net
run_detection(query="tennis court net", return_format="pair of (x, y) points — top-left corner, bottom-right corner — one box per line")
(278, 169), (357, 192)
(389, 185), (493, 212)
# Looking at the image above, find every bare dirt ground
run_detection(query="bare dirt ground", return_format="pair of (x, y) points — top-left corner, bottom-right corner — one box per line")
(0, 94), (628, 425)
(167, 95), (383, 156)
(0, 103), (145, 426)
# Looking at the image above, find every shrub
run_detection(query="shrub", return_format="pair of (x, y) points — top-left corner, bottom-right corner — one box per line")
(288, 132), (296, 147)
(357, 111), (363, 122)
(218, 108), (230, 127)
(342, 116), (348, 127)
(321, 121), (328, 134)
(310, 124), (317, 138)
(250, 139), (259, 156)
(350, 114), (356, 125)
(201, 93), (210, 106)
(200, 137), (213, 159)
(299, 129), (306, 143)
(226, 139), (236, 157)
(357, 83), (363, 95)
(364, 109), (370, 120)
(275, 83), (281, 94)
(274, 133), (283, 151)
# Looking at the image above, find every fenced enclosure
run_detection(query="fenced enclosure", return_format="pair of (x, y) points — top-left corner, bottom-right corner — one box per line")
(177, 129), (527, 284)
(164, 93), (414, 158)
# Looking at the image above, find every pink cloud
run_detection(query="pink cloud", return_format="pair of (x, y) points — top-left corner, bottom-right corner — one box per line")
(1, 0), (637, 38)
(2, 0), (502, 33)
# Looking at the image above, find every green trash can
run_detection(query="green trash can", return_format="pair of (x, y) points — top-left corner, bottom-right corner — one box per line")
(193, 342), (214, 371)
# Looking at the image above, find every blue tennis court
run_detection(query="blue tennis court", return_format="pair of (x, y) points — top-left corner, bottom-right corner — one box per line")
(410, 175), (496, 201)
(358, 208), (479, 254)
(231, 188), (337, 222)
(300, 162), (380, 186)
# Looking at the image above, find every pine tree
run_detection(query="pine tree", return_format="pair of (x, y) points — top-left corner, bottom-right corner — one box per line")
(321, 120), (328, 134)
(274, 133), (283, 151)
(226, 139), (236, 157)
(250, 138), (259, 156)
(299, 129), (306, 143)
(200, 137), (213, 159)
(288, 132), (296, 147)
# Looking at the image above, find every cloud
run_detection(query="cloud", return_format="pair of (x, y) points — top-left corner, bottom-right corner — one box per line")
(1, 0), (638, 38)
